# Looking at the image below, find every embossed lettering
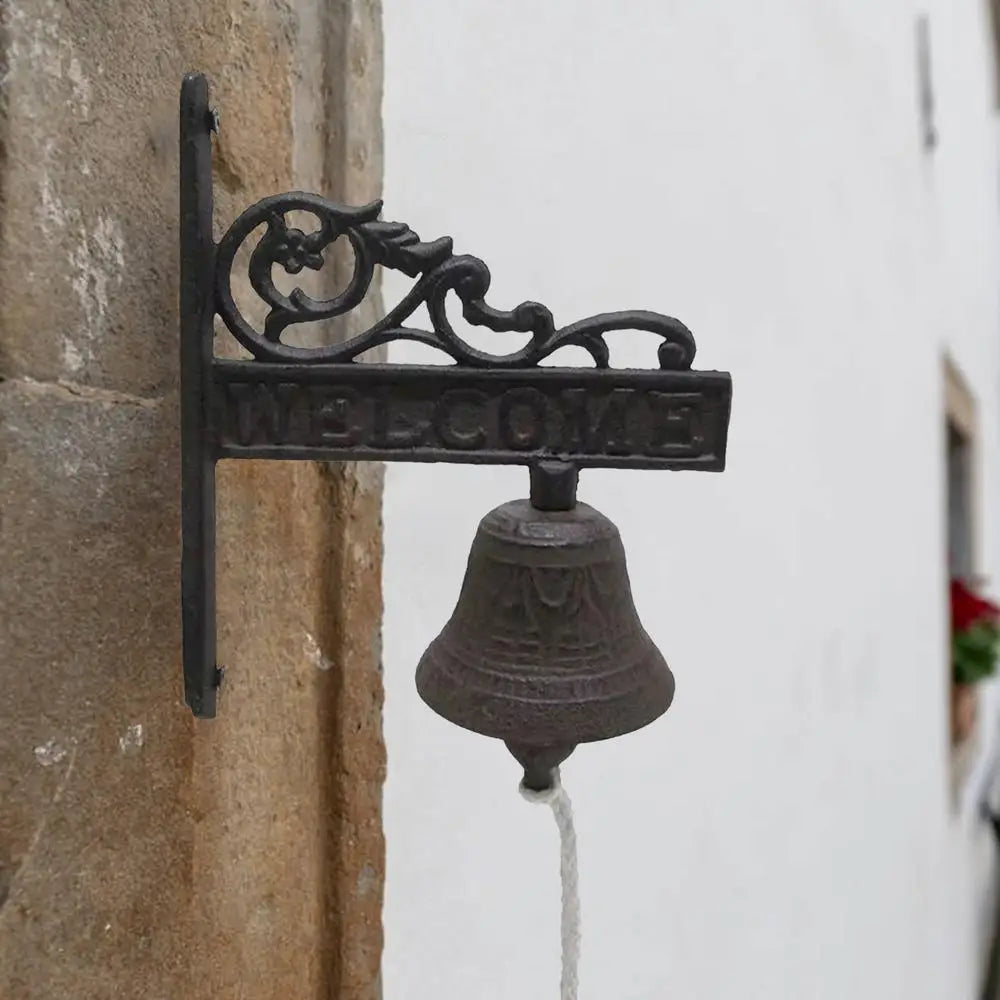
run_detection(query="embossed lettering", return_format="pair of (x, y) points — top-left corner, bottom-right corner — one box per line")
(499, 388), (548, 451)
(558, 388), (633, 455)
(435, 389), (489, 449)
(646, 392), (701, 455)
(213, 366), (729, 470)
(312, 386), (363, 445)
(373, 387), (430, 448)
(227, 381), (302, 446)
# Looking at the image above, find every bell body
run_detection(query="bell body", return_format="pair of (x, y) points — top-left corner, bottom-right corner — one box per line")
(416, 499), (674, 761)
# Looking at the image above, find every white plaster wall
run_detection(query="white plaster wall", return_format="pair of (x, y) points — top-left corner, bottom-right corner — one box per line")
(381, 2), (1000, 997)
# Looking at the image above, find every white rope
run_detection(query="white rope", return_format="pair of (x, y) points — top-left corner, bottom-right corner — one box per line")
(520, 768), (580, 1000)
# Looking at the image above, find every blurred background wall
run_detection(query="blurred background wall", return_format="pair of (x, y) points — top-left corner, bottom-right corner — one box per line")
(381, 2), (1000, 997)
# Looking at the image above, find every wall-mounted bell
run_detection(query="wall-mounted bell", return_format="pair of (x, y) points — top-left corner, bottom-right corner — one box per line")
(416, 472), (674, 790)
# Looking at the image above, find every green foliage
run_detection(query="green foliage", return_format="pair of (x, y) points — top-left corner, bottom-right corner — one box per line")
(953, 621), (1000, 685)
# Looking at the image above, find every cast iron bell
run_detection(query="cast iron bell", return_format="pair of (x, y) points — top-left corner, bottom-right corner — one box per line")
(416, 464), (674, 790)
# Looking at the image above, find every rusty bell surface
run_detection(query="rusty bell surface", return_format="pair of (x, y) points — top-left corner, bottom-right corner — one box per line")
(416, 498), (674, 789)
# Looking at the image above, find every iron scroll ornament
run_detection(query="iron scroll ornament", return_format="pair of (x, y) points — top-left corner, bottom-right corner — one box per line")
(214, 192), (698, 370)
(179, 70), (732, 718)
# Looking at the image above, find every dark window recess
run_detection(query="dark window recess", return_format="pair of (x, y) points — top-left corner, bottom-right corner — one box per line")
(990, 0), (1000, 108)
(947, 418), (973, 579)
(916, 14), (938, 151)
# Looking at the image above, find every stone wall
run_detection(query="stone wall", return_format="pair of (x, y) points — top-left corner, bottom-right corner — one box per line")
(0, 2), (385, 997)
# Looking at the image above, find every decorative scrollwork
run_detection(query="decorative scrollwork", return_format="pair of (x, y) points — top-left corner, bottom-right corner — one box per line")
(214, 192), (697, 369)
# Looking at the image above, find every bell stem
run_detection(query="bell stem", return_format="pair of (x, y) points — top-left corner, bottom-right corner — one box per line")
(530, 460), (578, 512)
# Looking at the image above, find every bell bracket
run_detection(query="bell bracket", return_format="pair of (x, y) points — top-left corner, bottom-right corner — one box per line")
(180, 72), (733, 718)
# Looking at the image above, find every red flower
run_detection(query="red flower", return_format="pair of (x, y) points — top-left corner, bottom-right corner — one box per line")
(951, 579), (1000, 633)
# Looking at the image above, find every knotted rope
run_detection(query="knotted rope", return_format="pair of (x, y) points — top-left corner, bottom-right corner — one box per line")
(520, 769), (580, 1000)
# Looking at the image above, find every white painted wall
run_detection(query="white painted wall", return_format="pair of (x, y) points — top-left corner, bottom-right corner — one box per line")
(381, 3), (1000, 997)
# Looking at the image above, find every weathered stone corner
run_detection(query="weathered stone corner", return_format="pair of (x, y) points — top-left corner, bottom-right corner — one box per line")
(0, 2), (385, 997)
